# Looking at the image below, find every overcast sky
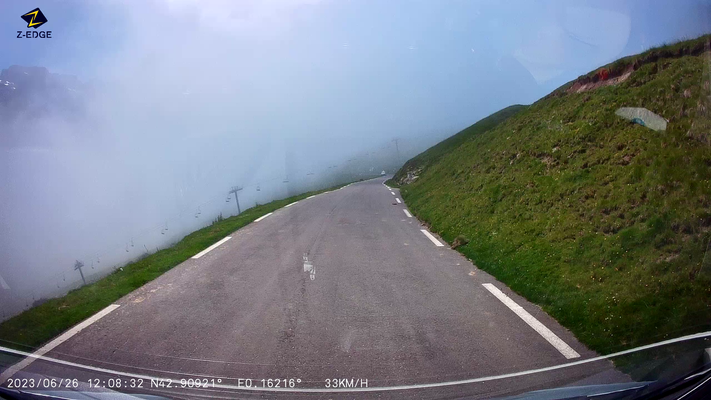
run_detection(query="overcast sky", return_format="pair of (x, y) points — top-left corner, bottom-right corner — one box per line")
(0, 0), (709, 316)
(2, 0), (710, 132)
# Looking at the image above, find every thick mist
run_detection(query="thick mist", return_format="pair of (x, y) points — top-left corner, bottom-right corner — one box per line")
(2, 0), (709, 319)
(0, 0), (433, 318)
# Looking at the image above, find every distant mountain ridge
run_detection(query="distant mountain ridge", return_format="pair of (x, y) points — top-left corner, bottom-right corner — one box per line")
(0, 65), (92, 147)
(0, 65), (90, 117)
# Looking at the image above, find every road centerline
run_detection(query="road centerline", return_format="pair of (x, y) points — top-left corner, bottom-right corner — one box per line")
(482, 283), (580, 359)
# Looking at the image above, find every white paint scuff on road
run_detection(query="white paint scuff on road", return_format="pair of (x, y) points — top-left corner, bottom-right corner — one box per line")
(395, 198), (402, 204)
(192, 236), (232, 259)
(285, 201), (298, 208)
(420, 229), (444, 247)
(254, 212), (273, 222)
(303, 254), (316, 281)
(482, 283), (580, 359)
(0, 304), (120, 384)
(403, 209), (412, 218)
(0, 273), (9, 290)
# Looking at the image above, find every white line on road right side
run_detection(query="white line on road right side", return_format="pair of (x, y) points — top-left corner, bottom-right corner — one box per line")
(254, 212), (273, 222)
(420, 229), (444, 247)
(391, 191), (396, 195)
(482, 283), (580, 359)
(0, 303), (121, 384)
(395, 198), (402, 204)
(192, 236), (232, 259)
(306, 195), (316, 199)
(403, 209), (412, 218)
(285, 201), (298, 208)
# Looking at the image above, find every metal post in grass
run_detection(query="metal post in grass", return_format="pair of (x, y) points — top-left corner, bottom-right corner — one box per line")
(392, 138), (401, 163)
(229, 186), (243, 215)
(74, 260), (86, 286)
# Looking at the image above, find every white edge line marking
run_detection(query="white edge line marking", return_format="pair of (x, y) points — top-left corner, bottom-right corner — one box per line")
(391, 191), (396, 195)
(254, 212), (273, 222)
(482, 283), (581, 359)
(0, 304), (120, 383)
(0, 273), (9, 290)
(306, 195), (316, 199)
(1, 331), (708, 392)
(403, 209), (412, 218)
(395, 198), (402, 204)
(284, 201), (298, 208)
(191, 236), (232, 259)
(420, 229), (444, 247)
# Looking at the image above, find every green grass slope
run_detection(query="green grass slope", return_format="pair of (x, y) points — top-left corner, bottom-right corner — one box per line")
(395, 35), (711, 354)
(390, 104), (527, 186)
(0, 183), (351, 351)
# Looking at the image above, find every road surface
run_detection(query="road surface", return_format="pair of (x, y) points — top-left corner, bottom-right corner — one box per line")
(1, 178), (625, 399)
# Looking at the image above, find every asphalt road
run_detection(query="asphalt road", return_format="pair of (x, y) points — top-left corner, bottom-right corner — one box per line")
(2, 178), (627, 399)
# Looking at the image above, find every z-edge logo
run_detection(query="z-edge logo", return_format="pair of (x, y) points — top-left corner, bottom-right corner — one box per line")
(17, 8), (51, 38)
(21, 8), (48, 29)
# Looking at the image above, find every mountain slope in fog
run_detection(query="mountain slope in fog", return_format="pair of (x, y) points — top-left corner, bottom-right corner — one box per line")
(0, 65), (91, 148)
(393, 35), (711, 353)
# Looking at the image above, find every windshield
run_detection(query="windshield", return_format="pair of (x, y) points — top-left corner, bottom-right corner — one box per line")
(1, 1), (710, 399)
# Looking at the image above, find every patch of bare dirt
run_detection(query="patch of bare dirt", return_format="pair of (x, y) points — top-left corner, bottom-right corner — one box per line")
(567, 67), (634, 94)
(555, 38), (710, 97)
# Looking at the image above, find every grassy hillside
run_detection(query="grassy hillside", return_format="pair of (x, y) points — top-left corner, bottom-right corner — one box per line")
(0, 183), (349, 351)
(395, 35), (711, 354)
(391, 104), (527, 186)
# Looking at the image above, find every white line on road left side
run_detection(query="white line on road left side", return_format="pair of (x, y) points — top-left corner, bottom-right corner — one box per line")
(306, 195), (316, 199)
(395, 198), (402, 204)
(403, 209), (412, 218)
(0, 303), (121, 384)
(254, 212), (273, 222)
(192, 236), (232, 259)
(482, 283), (580, 359)
(420, 229), (444, 247)
(285, 201), (298, 208)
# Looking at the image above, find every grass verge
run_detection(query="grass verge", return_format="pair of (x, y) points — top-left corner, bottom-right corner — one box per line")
(383, 178), (399, 188)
